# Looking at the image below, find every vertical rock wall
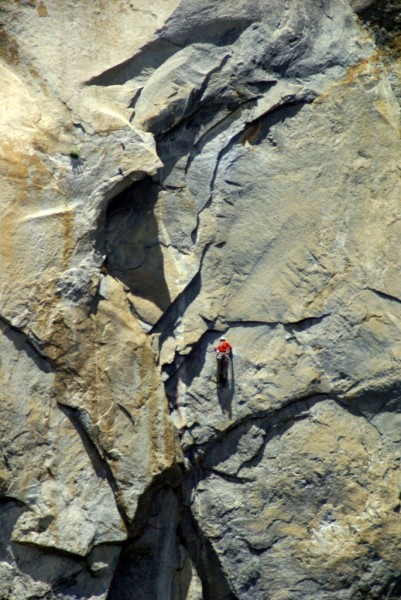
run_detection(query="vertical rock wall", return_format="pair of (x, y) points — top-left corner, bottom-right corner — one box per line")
(1, 0), (401, 598)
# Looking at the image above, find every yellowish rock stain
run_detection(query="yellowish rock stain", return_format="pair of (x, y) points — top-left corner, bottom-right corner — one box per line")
(37, 1), (47, 16)
(0, 28), (20, 65)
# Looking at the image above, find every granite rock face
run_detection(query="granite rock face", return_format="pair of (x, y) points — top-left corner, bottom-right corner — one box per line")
(1, 0), (401, 598)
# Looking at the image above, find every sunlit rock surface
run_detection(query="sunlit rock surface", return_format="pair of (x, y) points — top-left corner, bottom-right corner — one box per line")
(1, 0), (401, 598)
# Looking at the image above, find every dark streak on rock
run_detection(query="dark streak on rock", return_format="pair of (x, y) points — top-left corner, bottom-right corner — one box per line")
(57, 403), (130, 528)
(0, 314), (53, 373)
(283, 313), (331, 332)
(243, 93), (318, 147)
(149, 239), (216, 346)
(150, 271), (201, 343)
(366, 286), (401, 305)
(189, 394), (324, 468)
(207, 468), (254, 484)
(116, 403), (136, 429)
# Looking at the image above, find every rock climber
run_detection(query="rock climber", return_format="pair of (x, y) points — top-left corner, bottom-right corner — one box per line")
(214, 337), (232, 386)
(215, 337), (233, 355)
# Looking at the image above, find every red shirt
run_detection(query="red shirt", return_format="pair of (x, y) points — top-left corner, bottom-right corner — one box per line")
(216, 340), (232, 353)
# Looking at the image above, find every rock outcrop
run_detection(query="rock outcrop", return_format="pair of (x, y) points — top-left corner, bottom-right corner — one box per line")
(1, 0), (401, 598)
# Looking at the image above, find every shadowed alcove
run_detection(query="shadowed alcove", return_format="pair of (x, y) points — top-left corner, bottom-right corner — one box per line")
(105, 177), (171, 325)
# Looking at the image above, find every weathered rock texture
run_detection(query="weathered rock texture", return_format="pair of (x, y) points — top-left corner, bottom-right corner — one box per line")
(1, 0), (401, 598)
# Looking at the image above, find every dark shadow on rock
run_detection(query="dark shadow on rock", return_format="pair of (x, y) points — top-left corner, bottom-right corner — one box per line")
(86, 39), (179, 87)
(151, 273), (201, 350)
(0, 497), (28, 552)
(104, 177), (171, 315)
(11, 541), (115, 599)
(86, 21), (250, 88)
(217, 385), (235, 418)
(0, 317), (53, 374)
(356, 0), (401, 47)
(0, 498), (115, 599)
(107, 468), (186, 600)
(70, 156), (84, 176)
(108, 487), (181, 600)
(179, 474), (239, 600)
(249, 100), (314, 147)
(199, 394), (329, 467)
(163, 328), (211, 405)
(334, 378), (401, 421)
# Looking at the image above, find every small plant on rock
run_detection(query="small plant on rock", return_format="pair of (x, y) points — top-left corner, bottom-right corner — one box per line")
(69, 148), (81, 159)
